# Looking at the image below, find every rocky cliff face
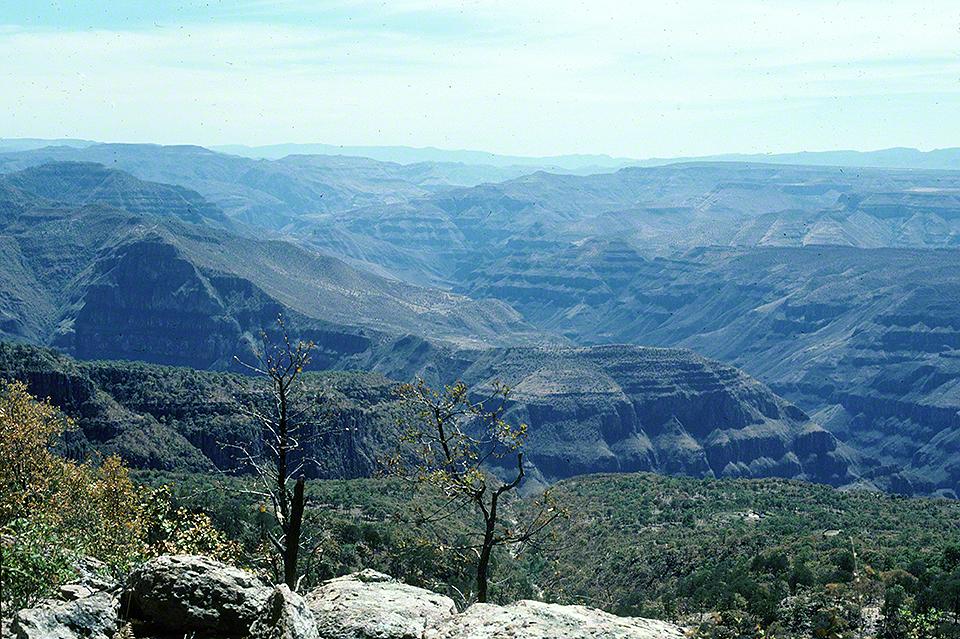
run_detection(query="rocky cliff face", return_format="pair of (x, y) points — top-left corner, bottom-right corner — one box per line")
(460, 345), (856, 485)
(0, 341), (853, 487)
(0, 341), (406, 477)
(456, 243), (960, 495)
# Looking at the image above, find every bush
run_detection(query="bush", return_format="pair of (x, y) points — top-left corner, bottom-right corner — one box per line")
(693, 610), (765, 639)
(0, 380), (236, 613)
(142, 485), (242, 563)
(0, 380), (73, 523)
(0, 518), (76, 611)
(0, 381), (149, 610)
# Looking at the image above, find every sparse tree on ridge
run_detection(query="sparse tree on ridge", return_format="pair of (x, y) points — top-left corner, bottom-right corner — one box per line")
(388, 378), (564, 604)
(229, 315), (330, 590)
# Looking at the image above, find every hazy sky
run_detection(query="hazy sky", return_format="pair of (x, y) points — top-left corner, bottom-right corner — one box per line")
(2, 0), (959, 158)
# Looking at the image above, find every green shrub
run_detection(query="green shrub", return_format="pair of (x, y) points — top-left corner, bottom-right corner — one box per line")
(0, 518), (77, 612)
(0, 381), (236, 613)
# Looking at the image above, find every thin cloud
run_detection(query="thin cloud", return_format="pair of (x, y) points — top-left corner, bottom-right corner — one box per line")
(1, 1), (958, 156)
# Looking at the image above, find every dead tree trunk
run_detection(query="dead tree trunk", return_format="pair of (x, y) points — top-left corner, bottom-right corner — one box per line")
(232, 316), (319, 591)
(284, 476), (305, 588)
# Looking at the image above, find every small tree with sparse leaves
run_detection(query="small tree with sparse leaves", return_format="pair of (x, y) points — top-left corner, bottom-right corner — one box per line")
(387, 378), (563, 604)
(228, 315), (335, 590)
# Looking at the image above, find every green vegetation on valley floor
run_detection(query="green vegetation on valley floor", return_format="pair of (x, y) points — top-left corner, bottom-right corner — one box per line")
(135, 469), (960, 636)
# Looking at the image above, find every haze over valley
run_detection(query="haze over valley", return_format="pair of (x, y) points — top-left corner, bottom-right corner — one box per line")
(1, 140), (958, 498)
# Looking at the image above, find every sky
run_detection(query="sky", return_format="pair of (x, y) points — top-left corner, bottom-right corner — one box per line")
(1, 0), (959, 158)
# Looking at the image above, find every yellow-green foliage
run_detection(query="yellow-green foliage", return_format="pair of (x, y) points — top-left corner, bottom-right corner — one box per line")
(143, 485), (242, 563)
(58, 454), (148, 570)
(0, 380), (237, 610)
(0, 381), (147, 575)
(0, 379), (74, 522)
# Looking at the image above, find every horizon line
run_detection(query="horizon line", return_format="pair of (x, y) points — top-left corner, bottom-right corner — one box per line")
(3, 136), (959, 165)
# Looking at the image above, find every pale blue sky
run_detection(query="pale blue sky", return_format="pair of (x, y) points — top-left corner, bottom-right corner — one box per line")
(2, 0), (959, 157)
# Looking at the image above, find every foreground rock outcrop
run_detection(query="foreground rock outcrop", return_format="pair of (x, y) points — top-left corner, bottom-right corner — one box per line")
(123, 554), (271, 635)
(11, 592), (117, 639)
(426, 600), (686, 639)
(249, 585), (320, 639)
(9, 556), (120, 639)
(306, 569), (457, 639)
(9, 556), (685, 639)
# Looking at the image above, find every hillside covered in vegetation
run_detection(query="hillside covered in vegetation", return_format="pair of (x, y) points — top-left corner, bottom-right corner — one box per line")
(4, 369), (960, 638)
(127, 469), (960, 637)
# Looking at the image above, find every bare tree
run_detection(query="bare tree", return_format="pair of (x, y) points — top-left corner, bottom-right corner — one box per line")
(228, 315), (326, 589)
(388, 378), (563, 604)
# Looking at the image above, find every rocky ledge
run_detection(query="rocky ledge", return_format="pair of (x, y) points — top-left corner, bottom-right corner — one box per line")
(8, 555), (685, 639)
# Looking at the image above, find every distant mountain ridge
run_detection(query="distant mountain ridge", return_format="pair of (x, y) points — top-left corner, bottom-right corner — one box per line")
(213, 142), (637, 173)
(0, 143), (551, 228)
(1, 161), (232, 228)
(0, 162), (548, 372)
(6, 137), (960, 171)
(652, 147), (960, 171)
(290, 161), (960, 288)
(0, 138), (97, 152)
(210, 142), (960, 172)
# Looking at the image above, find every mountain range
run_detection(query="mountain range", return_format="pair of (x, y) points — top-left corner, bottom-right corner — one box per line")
(0, 161), (549, 370)
(0, 140), (958, 496)
(8, 137), (960, 171)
